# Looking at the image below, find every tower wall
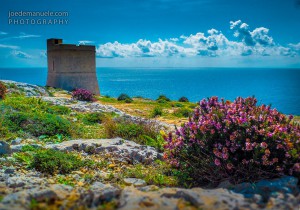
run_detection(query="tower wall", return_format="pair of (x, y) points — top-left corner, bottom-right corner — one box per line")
(46, 38), (100, 95)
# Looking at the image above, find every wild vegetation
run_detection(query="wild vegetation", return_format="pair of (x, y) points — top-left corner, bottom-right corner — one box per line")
(164, 96), (300, 186)
(1, 82), (300, 209)
(72, 88), (95, 101)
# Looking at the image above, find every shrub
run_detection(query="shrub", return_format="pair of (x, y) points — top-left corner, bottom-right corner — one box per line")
(173, 103), (183, 108)
(72, 88), (94, 102)
(47, 105), (71, 115)
(104, 118), (159, 144)
(164, 96), (300, 186)
(82, 112), (106, 125)
(140, 132), (166, 152)
(31, 149), (83, 175)
(178, 97), (189, 102)
(150, 107), (163, 118)
(4, 112), (71, 137)
(156, 95), (170, 102)
(125, 98), (133, 103)
(0, 82), (7, 99)
(173, 108), (192, 118)
(117, 93), (133, 103)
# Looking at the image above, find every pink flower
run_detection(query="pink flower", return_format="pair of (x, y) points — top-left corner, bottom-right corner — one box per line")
(214, 158), (221, 166)
(265, 149), (270, 156)
(222, 153), (229, 160)
(226, 163), (234, 170)
(245, 142), (253, 151)
(276, 144), (284, 149)
(260, 142), (268, 148)
(242, 159), (249, 164)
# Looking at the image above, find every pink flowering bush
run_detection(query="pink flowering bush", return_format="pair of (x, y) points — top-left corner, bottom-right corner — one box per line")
(0, 82), (7, 99)
(164, 96), (300, 186)
(72, 88), (95, 102)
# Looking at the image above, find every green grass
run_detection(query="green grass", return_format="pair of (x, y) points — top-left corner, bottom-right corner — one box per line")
(97, 95), (197, 125)
(103, 118), (159, 143)
(57, 176), (76, 186)
(150, 107), (163, 118)
(81, 112), (107, 125)
(0, 95), (108, 140)
(172, 107), (193, 118)
(122, 160), (178, 186)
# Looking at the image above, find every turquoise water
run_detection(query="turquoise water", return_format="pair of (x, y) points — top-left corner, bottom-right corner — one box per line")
(0, 67), (299, 115)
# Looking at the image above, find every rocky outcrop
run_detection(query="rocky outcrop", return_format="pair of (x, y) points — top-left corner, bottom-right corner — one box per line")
(119, 187), (252, 210)
(0, 80), (50, 97)
(46, 138), (163, 165)
(40, 96), (174, 131)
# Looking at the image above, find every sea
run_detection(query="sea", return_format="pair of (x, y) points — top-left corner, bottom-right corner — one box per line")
(0, 67), (299, 115)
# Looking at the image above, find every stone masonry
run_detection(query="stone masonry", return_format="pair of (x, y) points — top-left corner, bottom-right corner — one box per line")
(46, 38), (100, 95)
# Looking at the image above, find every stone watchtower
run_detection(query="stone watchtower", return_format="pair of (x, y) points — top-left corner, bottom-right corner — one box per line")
(46, 38), (100, 95)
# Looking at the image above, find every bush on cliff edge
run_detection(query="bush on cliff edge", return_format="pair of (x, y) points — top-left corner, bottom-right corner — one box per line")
(72, 88), (95, 102)
(0, 82), (7, 100)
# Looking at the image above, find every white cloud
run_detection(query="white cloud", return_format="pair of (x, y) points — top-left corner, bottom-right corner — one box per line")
(0, 31), (8, 35)
(96, 39), (187, 58)
(169, 38), (179, 42)
(11, 50), (32, 59)
(251, 27), (274, 46)
(230, 20), (274, 47)
(39, 50), (47, 58)
(0, 44), (19, 49)
(95, 20), (299, 59)
(18, 32), (40, 39)
(78, 40), (94, 45)
(0, 32), (40, 41)
(289, 42), (300, 51)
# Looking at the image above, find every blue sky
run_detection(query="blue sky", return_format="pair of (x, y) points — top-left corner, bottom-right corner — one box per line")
(1, 0), (300, 67)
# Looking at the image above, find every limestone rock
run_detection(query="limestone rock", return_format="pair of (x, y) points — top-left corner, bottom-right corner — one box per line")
(46, 138), (162, 164)
(4, 167), (15, 174)
(6, 177), (25, 188)
(48, 184), (74, 200)
(0, 80), (49, 97)
(82, 181), (121, 207)
(0, 141), (11, 155)
(118, 186), (253, 210)
(11, 138), (22, 145)
(124, 178), (146, 187)
(10, 144), (42, 153)
(1, 190), (31, 208)
(1, 184), (73, 209)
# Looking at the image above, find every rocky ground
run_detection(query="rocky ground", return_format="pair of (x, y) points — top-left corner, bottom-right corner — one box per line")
(1, 137), (300, 210)
(0, 81), (299, 210)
